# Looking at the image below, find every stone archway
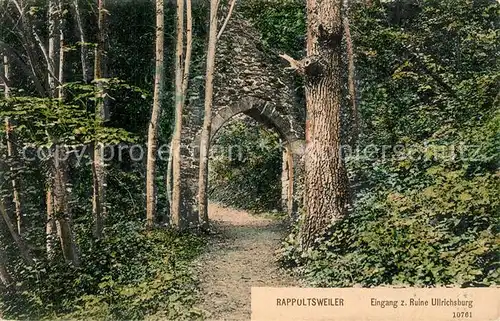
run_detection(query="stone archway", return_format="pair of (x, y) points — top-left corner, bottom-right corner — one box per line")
(176, 14), (305, 229)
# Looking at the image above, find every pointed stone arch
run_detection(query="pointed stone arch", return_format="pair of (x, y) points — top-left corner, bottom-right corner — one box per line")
(177, 15), (305, 229)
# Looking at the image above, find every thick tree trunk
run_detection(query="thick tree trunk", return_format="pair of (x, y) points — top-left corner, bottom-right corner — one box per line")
(170, 0), (185, 228)
(198, 0), (219, 230)
(92, 0), (109, 237)
(146, 0), (165, 230)
(300, 0), (349, 249)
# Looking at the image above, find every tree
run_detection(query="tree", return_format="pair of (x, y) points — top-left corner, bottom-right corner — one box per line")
(281, 0), (349, 248)
(170, 0), (186, 228)
(197, 0), (219, 229)
(146, 0), (165, 230)
(92, 0), (109, 237)
(3, 55), (23, 236)
(72, 0), (92, 83)
(47, 0), (80, 265)
(198, 0), (237, 229)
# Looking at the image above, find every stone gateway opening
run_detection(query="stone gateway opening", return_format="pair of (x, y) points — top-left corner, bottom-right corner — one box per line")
(176, 15), (305, 229)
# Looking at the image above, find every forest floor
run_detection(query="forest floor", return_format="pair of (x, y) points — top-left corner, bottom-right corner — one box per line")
(193, 203), (302, 321)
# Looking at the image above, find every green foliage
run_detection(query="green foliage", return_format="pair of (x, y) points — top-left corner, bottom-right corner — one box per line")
(209, 118), (284, 212)
(240, 0), (306, 57)
(1, 224), (205, 320)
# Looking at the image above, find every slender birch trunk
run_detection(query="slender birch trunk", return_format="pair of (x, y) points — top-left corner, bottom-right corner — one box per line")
(46, 0), (60, 257)
(170, 0), (185, 228)
(198, 0), (219, 229)
(46, 185), (57, 259)
(58, 0), (65, 100)
(48, 0), (60, 98)
(3, 55), (23, 235)
(72, 0), (92, 83)
(48, 0), (80, 265)
(92, 0), (109, 237)
(167, 0), (193, 226)
(146, 0), (165, 229)
(198, 0), (237, 229)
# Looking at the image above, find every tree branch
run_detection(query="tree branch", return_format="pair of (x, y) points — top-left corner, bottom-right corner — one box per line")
(279, 53), (304, 73)
(216, 0), (237, 41)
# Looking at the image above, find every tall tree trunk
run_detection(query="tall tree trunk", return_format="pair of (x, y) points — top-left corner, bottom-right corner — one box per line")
(343, 4), (358, 147)
(170, 0), (185, 228)
(198, 0), (219, 230)
(46, 0), (61, 257)
(52, 149), (80, 266)
(72, 0), (92, 83)
(48, 0), (60, 98)
(4, 119), (22, 235)
(46, 185), (57, 259)
(300, 0), (348, 249)
(47, 0), (79, 265)
(3, 55), (23, 235)
(146, 0), (165, 230)
(58, 0), (65, 100)
(198, 0), (237, 230)
(92, 0), (109, 238)
(167, 0), (193, 227)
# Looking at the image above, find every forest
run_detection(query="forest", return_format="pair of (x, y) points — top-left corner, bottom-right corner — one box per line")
(0, 0), (498, 320)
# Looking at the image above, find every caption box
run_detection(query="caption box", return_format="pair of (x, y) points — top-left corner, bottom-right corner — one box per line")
(251, 287), (499, 321)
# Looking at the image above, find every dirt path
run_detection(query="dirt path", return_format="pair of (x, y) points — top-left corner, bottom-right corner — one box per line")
(194, 203), (302, 321)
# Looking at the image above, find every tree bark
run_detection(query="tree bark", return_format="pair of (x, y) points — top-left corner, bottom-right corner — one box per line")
(300, 0), (349, 249)
(52, 147), (80, 266)
(4, 119), (22, 236)
(46, 185), (57, 259)
(3, 55), (23, 235)
(48, 0), (60, 98)
(146, 0), (165, 230)
(58, 0), (65, 100)
(72, 0), (92, 83)
(47, 0), (79, 265)
(46, 0), (61, 257)
(170, 0), (185, 228)
(92, 0), (109, 237)
(198, 0), (219, 230)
